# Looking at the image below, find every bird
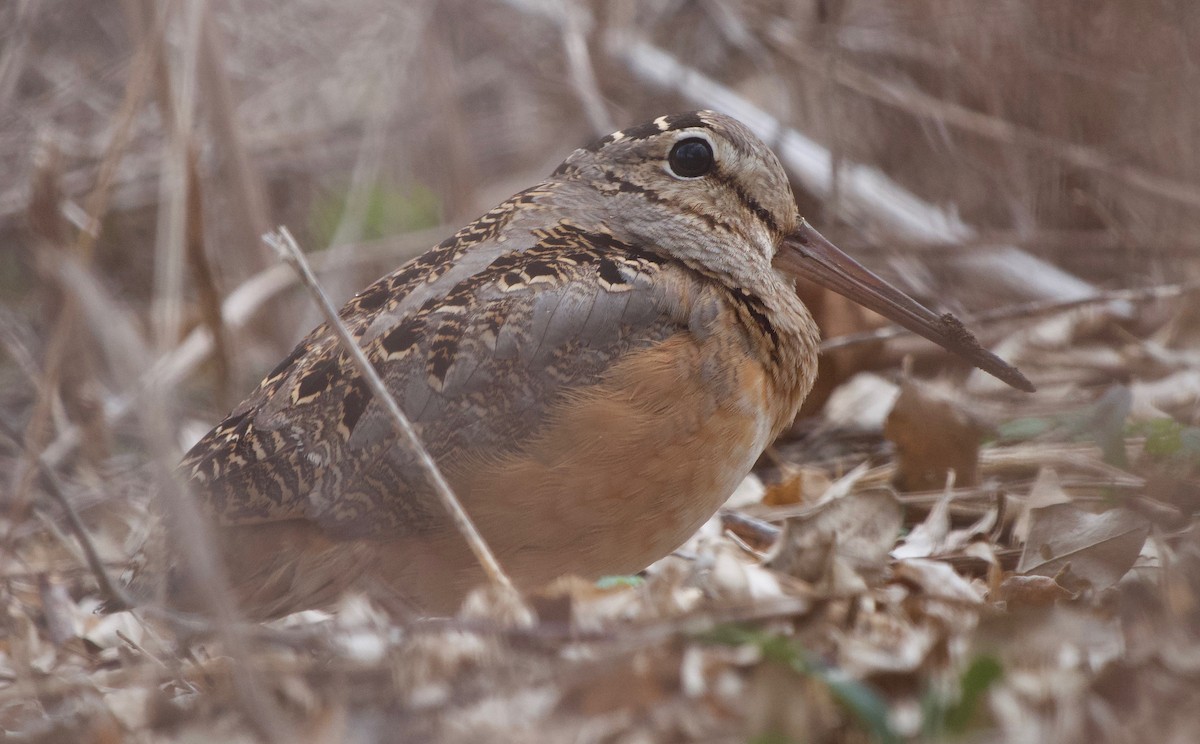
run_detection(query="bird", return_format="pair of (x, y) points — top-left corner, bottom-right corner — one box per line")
(126, 110), (1032, 619)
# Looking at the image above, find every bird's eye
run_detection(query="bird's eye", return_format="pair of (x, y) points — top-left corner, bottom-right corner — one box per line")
(667, 137), (714, 179)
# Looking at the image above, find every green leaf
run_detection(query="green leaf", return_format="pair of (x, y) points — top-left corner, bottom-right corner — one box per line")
(700, 625), (899, 744)
(749, 733), (801, 744)
(594, 575), (644, 589)
(813, 666), (899, 744)
(310, 180), (441, 245)
(944, 656), (1002, 733)
(1129, 418), (1200, 470)
(922, 655), (1004, 739)
(994, 416), (1056, 443)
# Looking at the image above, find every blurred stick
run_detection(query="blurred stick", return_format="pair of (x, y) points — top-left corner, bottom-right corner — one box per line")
(183, 145), (234, 406)
(196, 2), (271, 274)
(10, 9), (164, 531)
(820, 278), (1200, 352)
(151, 0), (202, 349)
(53, 252), (296, 744)
(263, 227), (518, 599)
(561, 3), (613, 135)
(0, 0), (40, 112)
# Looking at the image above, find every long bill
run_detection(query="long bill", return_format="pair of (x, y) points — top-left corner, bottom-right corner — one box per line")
(774, 220), (1035, 393)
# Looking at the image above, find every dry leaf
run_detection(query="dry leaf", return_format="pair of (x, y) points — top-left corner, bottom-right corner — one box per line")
(763, 466), (831, 507)
(1130, 369), (1200, 419)
(795, 278), (895, 417)
(992, 574), (1077, 607)
(892, 489), (954, 559)
(766, 490), (903, 588)
(821, 372), (901, 430)
(709, 547), (786, 602)
(885, 380), (987, 492)
(838, 612), (940, 676)
(725, 473), (766, 509)
(1017, 504), (1150, 590)
(1013, 467), (1071, 543)
(893, 559), (985, 605)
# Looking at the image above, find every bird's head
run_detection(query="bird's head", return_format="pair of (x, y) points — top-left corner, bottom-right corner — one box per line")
(555, 110), (1033, 392)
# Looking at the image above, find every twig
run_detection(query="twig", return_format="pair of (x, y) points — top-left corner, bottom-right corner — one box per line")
(37, 459), (135, 611)
(0, 417), (130, 609)
(560, 3), (614, 135)
(820, 278), (1200, 352)
(263, 227), (518, 597)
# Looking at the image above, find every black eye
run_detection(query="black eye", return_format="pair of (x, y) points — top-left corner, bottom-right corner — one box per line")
(667, 137), (714, 178)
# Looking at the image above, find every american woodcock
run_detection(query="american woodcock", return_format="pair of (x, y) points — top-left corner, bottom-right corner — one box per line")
(133, 111), (1032, 618)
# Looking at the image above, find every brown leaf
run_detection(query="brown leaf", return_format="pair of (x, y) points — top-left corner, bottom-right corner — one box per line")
(1017, 503), (1149, 590)
(794, 277), (893, 416)
(992, 574), (1077, 607)
(763, 466), (831, 507)
(884, 380), (987, 492)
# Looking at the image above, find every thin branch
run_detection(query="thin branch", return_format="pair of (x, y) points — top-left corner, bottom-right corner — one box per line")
(561, 3), (613, 135)
(38, 459), (135, 611)
(0, 418), (131, 609)
(263, 227), (518, 598)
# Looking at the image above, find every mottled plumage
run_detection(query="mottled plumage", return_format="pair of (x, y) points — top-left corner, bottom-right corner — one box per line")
(125, 111), (1028, 618)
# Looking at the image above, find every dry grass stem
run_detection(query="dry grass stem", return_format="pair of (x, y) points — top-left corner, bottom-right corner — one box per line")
(263, 226), (519, 598)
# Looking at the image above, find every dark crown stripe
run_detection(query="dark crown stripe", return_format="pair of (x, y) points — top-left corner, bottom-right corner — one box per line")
(584, 111), (714, 152)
